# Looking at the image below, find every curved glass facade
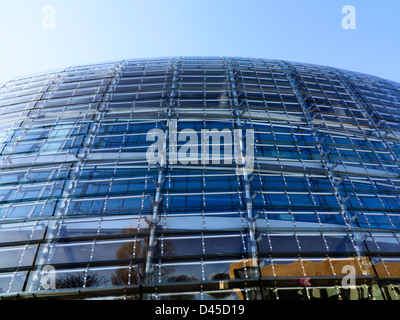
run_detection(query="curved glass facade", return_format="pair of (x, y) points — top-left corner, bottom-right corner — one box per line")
(1, 57), (400, 300)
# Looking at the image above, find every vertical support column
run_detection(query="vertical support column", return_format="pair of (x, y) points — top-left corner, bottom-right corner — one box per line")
(24, 60), (126, 292)
(225, 57), (259, 274)
(332, 70), (398, 275)
(279, 61), (368, 261)
(144, 57), (180, 280)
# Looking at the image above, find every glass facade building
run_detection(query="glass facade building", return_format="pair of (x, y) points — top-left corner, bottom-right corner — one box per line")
(1, 56), (400, 300)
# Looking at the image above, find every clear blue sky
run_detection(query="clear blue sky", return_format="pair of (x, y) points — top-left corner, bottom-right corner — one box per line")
(0, 0), (399, 83)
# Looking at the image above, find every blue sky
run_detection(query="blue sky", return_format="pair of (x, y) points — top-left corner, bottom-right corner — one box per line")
(0, 0), (399, 83)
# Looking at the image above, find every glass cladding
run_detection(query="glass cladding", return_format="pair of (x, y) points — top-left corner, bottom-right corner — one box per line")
(1, 57), (400, 300)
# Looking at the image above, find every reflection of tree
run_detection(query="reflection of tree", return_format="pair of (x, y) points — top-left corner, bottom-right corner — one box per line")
(112, 226), (175, 299)
(56, 272), (107, 289)
(165, 275), (198, 300)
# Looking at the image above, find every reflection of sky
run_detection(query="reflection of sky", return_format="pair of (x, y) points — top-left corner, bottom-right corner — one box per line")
(1, 0), (400, 84)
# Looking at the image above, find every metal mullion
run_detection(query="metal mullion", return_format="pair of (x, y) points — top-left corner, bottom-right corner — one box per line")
(336, 71), (400, 167)
(225, 58), (258, 262)
(23, 61), (126, 292)
(144, 57), (180, 280)
(279, 62), (374, 270)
